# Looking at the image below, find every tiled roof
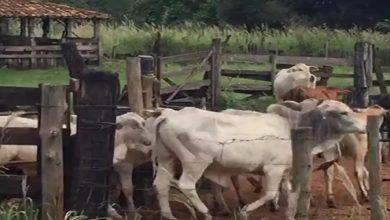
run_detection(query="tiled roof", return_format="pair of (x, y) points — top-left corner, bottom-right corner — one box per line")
(0, 0), (110, 19)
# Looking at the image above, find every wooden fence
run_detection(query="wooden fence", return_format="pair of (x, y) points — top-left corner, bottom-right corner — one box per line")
(0, 71), (118, 218)
(0, 37), (100, 69)
(154, 40), (389, 109)
(0, 85), (69, 219)
(290, 116), (389, 220)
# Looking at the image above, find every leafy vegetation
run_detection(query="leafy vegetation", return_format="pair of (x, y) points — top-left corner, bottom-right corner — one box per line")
(51, 0), (389, 30)
(72, 23), (390, 65)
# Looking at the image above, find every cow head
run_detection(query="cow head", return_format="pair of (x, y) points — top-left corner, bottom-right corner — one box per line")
(287, 63), (319, 89)
(319, 109), (366, 134)
(116, 112), (152, 154)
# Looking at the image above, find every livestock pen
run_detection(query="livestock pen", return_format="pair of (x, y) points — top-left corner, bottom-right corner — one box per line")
(0, 38), (389, 220)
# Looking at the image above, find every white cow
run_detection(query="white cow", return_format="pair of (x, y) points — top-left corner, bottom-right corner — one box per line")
(273, 63), (318, 102)
(0, 112), (152, 218)
(148, 107), (365, 219)
(275, 99), (388, 206)
(0, 114), (38, 165)
(110, 112), (152, 213)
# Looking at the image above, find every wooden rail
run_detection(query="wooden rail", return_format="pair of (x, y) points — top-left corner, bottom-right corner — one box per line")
(160, 51), (209, 64)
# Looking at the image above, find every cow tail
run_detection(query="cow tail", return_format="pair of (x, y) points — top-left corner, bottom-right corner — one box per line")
(151, 116), (167, 181)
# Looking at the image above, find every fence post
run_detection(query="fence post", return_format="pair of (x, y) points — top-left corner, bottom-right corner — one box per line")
(40, 85), (67, 220)
(211, 38), (222, 111)
(67, 71), (119, 217)
(353, 42), (373, 108)
(290, 127), (313, 220)
(126, 57), (144, 115)
(30, 38), (37, 68)
(373, 47), (387, 95)
(367, 115), (388, 220)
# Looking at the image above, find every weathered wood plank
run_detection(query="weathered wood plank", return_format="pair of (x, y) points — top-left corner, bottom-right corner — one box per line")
(0, 127), (39, 145)
(276, 55), (351, 66)
(0, 45), (98, 52)
(210, 38), (222, 110)
(40, 85), (67, 220)
(290, 127), (313, 220)
(0, 86), (40, 106)
(367, 115), (388, 220)
(141, 75), (155, 110)
(373, 80), (390, 87)
(68, 72), (118, 217)
(161, 51), (209, 64)
(221, 69), (272, 81)
(225, 84), (272, 94)
(161, 80), (210, 95)
(0, 54), (97, 59)
(353, 42), (373, 108)
(382, 66), (390, 72)
(162, 65), (211, 78)
(320, 73), (354, 78)
(126, 57), (144, 115)
(222, 53), (270, 63)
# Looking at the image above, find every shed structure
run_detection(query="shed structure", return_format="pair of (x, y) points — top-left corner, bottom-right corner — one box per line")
(0, 0), (110, 68)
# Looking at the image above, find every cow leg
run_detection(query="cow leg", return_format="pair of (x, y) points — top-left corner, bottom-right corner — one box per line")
(355, 161), (369, 201)
(154, 158), (176, 220)
(212, 183), (231, 215)
(178, 161), (212, 219)
(324, 165), (336, 208)
(241, 165), (285, 213)
(231, 175), (245, 207)
(116, 163), (135, 211)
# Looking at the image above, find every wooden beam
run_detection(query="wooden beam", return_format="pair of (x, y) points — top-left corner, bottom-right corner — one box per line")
(42, 18), (51, 38)
(20, 18), (28, 37)
(160, 51), (210, 64)
(210, 38), (222, 111)
(0, 18), (9, 35)
(353, 42), (373, 108)
(142, 75), (155, 110)
(0, 86), (40, 107)
(373, 47), (387, 94)
(30, 38), (37, 68)
(222, 53), (270, 63)
(367, 115), (388, 220)
(64, 19), (72, 38)
(93, 20), (103, 65)
(221, 69), (272, 81)
(40, 84), (67, 220)
(0, 128), (39, 145)
(126, 57), (144, 115)
(68, 71), (118, 217)
(27, 19), (34, 37)
(290, 127), (313, 220)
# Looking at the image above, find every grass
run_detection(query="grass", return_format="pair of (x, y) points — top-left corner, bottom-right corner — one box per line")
(0, 60), (388, 111)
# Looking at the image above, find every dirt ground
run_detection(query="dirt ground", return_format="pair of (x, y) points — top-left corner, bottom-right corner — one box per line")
(160, 157), (390, 220)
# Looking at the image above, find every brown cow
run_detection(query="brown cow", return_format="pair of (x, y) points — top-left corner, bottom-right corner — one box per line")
(280, 85), (350, 103)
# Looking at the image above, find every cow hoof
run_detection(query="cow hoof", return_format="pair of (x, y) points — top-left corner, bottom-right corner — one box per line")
(204, 213), (213, 220)
(327, 199), (337, 208)
(270, 202), (280, 212)
(161, 213), (177, 220)
(215, 209), (231, 216)
(238, 209), (249, 220)
(361, 195), (369, 203)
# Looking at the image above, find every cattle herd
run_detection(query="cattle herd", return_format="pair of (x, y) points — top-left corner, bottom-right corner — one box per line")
(0, 63), (389, 219)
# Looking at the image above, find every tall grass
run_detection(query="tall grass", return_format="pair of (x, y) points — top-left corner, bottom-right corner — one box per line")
(74, 23), (390, 63)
